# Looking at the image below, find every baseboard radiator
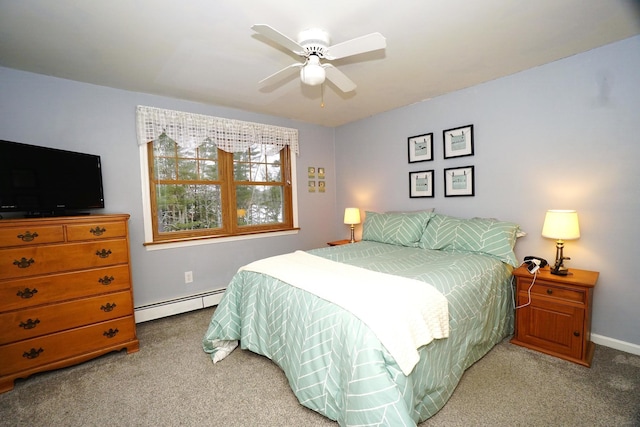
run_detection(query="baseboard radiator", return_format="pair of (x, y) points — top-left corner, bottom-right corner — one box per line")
(134, 289), (225, 323)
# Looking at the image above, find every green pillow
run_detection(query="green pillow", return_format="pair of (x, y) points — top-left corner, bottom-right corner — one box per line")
(420, 214), (520, 266)
(362, 211), (432, 247)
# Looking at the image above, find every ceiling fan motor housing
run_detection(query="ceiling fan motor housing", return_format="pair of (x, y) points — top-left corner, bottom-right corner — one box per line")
(297, 29), (330, 58)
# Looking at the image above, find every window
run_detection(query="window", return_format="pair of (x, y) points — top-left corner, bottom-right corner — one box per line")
(136, 106), (298, 245)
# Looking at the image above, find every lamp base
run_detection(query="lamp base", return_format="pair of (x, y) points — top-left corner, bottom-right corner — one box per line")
(550, 267), (570, 276)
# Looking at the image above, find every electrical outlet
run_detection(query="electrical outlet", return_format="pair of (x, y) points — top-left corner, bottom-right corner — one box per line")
(184, 271), (193, 284)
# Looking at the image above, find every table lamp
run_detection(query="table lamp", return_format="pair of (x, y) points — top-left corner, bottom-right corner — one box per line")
(343, 208), (361, 243)
(541, 209), (580, 275)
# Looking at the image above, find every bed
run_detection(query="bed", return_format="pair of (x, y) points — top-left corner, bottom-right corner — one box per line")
(203, 212), (521, 426)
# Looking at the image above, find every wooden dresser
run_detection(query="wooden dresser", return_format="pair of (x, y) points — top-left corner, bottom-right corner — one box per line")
(0, 214), (139, 393)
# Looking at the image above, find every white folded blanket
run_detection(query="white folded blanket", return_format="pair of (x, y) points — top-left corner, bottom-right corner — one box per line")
(240, 250), (449, 375)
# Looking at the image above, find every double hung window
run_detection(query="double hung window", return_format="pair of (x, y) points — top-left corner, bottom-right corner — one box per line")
(136, 106), (298, 244)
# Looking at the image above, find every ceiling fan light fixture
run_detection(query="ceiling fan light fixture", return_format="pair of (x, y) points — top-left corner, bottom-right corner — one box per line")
(300, 55), (325, 86)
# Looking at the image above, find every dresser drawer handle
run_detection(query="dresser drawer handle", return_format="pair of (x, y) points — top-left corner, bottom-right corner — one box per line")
(546, 289), (553, 295)
(19, 318), (41, 330)
(17, 231), (39, 242)
(574, 331), (580, 337)
(17, 287), (38, 299)
(101, 303), (117, 312)
(13, 257), (35, 268)
(90, 226), (106, 236)
(96, 249), (112, 258)
(99, 276), (115, 285)
(103, 328), (119, 338)
(23, 348), (44, 359)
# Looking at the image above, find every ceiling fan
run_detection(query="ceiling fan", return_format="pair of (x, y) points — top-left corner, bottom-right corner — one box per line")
(252, 24), (386, 93)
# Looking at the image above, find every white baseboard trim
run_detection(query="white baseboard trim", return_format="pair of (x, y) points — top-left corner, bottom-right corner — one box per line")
(134, 289), (225, 323)
(591, 333), (640, 356)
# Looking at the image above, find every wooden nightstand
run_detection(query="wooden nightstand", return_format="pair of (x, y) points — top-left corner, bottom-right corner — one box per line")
(327, 239), (353, 246)
(510, 265), (598, 367)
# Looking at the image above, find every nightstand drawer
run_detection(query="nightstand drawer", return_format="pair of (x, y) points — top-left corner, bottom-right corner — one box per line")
(529, 282), (585, 304)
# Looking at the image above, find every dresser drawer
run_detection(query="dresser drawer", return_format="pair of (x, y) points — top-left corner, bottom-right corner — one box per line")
(0, 316), (136, 376)
(529, 281), (585, 304)
(0, 291), (133, 345)
(66, 221), (127, 242)
(0, 225), (65, 247)
(0, 265), (131, 311)
(0, 239), (129, 280)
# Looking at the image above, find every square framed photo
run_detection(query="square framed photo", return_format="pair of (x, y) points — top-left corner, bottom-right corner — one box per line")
(408, 133), (433, 163)
(409, 170), (434, 198)
(444, 166), (474, 197)
(443, 124), (474, 159)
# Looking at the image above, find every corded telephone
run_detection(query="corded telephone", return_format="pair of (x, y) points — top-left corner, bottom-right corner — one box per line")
(524, 256), (548, 274)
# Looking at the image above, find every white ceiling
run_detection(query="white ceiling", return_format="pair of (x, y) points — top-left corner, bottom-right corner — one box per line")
(1, 1), (639, 127)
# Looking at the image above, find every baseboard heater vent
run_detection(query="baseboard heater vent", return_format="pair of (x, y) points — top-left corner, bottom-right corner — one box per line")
(134, 289), (225, 323)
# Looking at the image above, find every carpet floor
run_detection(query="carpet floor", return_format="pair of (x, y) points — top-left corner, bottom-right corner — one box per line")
(1, 308), (639, 426)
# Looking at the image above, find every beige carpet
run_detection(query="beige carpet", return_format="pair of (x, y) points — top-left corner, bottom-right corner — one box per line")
(1, 308), (638, 426)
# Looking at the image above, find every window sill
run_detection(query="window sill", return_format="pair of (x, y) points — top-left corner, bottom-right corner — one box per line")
(143, 228), (300, 251)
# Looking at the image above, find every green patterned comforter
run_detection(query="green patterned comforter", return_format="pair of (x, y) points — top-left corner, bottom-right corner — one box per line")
(203, 242), (514, 426)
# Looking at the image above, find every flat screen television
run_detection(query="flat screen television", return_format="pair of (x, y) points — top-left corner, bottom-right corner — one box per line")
(0, 140), (105, 217)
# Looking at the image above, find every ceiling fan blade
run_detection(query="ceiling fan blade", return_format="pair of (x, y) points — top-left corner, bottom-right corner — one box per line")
(258, 63), (303, 87)
(251, 24), (306, 56)
(323, 64), (356, 92)
(324, 32), (386, 60)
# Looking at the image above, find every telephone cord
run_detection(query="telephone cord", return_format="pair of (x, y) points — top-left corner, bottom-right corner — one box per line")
(513, 262), (538, 310)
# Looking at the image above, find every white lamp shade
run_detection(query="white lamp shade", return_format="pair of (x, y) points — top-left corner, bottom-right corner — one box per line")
(300, 55), (326, 86)
(343, 208), (361, 225)
(541, 210), (580, 240)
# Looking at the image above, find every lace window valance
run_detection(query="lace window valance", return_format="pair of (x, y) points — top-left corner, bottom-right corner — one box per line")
(136, 105), (299, 155)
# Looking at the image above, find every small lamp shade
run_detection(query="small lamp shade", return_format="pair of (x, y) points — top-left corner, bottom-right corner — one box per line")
(541, 210), (580, 240)
(343, 208), (361, 225)
(344, 208), (360, 243)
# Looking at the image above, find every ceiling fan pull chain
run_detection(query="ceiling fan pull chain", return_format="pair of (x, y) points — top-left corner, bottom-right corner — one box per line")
(321, 84), (325, 108)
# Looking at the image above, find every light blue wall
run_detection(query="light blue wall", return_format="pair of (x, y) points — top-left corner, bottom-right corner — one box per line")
(0, 67), (337, 306)
(1, 35), (638, 348)
(334, 36), (640, 347)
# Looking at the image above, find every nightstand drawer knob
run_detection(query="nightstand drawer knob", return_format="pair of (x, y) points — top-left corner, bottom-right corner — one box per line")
(546, 289), (553, 295)
(574, 331), (580, 337)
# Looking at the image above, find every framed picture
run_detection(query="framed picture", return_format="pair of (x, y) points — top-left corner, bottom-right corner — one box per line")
(317, 167), (325, 179)
(308, 167), (316, 178)
(409, 170), (434, 198)
(408, 133), (433, 163)
(444, 166), (474, 197)
(443, 124), (474, 159)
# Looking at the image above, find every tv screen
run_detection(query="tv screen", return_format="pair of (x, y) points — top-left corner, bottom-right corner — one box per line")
(0, 140), (105, 217)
